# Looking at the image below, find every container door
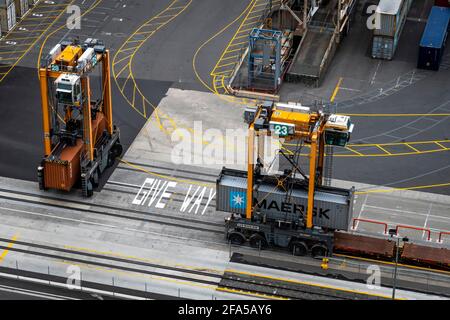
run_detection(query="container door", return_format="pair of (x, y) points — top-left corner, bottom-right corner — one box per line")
(23, 0), (29, 15)
(8, 3), (16, 30)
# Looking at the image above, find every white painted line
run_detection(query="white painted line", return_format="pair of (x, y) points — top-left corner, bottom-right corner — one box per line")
(0, 206), (225, 246)
(370, 61), (381, 85)
(353, 194), (368, 231)
(364, 204), (450, 222)
(0, 284), (77, 300)
(423, 203), (432, 240)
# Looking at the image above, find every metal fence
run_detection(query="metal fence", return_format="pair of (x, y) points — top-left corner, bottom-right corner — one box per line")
(0, 258), (219, 300)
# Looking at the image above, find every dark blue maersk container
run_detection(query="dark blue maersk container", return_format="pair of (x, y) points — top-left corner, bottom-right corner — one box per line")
(418, 6), (450, 70)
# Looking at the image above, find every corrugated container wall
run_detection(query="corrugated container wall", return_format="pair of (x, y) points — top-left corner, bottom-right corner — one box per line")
(0, 0), (16, 33)
(216, 171), (354, 231)
(418, 6), (450, 70)
(372, 36), (396, 60)
(372, 0), (413, 59)
(44, 140), (83, 192)
(14, 0), (28, 17)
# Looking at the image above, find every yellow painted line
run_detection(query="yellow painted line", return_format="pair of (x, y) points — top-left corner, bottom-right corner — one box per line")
(229, 41), (248, 47)
(0, 57), (19, 62)
(210, 0), (258, 76)
(112, 0), (192, 122)
(345, 146), (364, 156)
(334, 254), (450, 276)
(212, 69), (233, 76)
(2, 36), (39, 41)
(350, 139), (450, 148)
(0, 234), (19, 263)
(330, 77), (343, 102)
(405, 143), (420, 153)
(356, 182), (450, 195)
(33, 9), (64, 14)
(225, 269), (402, 300)
(0, 43), (33, 48)
(376, 144), (392, 155)
(235, 33), (250, 40)
(193, 0), (254, 95)
(24, 16), (60, 20)
(342, 113), (450, 117)
(18, 23), (52, 27)
(215, 61), (236, 69)
(0, 0), (75, 84)
(134, 31), (156, 36)
(325, 148), (449, 158)
(220, 54), (239, 61)
(113, 53), (133, 66)
(283, 140), (450, 157)
(222, 47), (242, 54)
(0, 50), (27, 55)
(435, 142), (447, 149)
(8, 29), (48, 33)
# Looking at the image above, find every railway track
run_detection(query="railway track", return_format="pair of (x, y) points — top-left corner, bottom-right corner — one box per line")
(0, 237), (280, 300)
(0, 237), (392, 300)
(218, 272), (387, 300)
(0, 187), (224, 236)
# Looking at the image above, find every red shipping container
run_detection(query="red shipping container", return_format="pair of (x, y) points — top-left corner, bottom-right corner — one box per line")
(44, 139), (83, 191)
(435, 0), (450, 7)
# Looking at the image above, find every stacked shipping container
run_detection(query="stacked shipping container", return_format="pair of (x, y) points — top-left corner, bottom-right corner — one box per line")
(14, 0), (28, 18)
(418, 6), (450, 70)
(0, 0), (16, 34)
(371, 0), (413, 60)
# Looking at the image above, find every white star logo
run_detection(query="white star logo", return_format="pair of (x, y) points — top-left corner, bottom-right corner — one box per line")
(233, 194), (244, 206)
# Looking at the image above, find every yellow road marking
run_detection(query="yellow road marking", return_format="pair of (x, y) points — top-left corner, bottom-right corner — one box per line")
(376, 144), (392, 155)
(210, 0), (259, 76)
(283, 139), (450, 157)
(0, 0), (76, 84)
(435, 142), (447, 149)
(330, 77), (343, 102)
(405, 143), (420, 152)
(345, 146), (364, 156)
(0, 234), (19, 263)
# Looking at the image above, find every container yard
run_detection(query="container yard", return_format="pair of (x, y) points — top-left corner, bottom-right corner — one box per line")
(371, 0), (413, 60)
(418, 5), (450, 70)
(0, 0), (449, 308)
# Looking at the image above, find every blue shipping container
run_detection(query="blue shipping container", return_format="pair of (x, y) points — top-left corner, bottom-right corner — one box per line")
(418, 6), (450, 70)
